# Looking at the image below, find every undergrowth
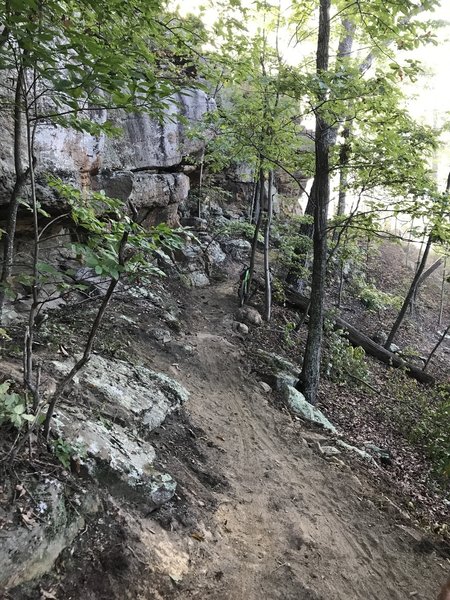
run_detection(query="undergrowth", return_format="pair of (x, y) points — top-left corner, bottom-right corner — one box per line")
(384, 371), (450, 480)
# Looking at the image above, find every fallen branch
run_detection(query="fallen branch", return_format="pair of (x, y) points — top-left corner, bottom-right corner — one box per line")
(285, 289), (434, 385)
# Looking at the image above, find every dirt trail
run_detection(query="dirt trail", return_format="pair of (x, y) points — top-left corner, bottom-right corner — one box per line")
(147, 279), (448, 600)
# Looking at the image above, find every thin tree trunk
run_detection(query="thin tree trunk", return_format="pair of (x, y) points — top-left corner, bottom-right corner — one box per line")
(248, 168), (265, 291)
(333, 17), (355, 227)
(263, 170), (273, 321)
(43, 229), (129, 440)
(423, 321), (450, 371)
(416, 257), (443, 288)
(385, 235), (432, 348)
(24, 85), (40, 410)
(337, 261), (344, 308)
(0, 65), (27, 318)
(438, 256), (447, 327)
(197, 146), (205, 218)
(411, 255), (443, 315)
(297, 0), (331, 406)
(405, 218), (414, 268)
(250, 171), (260, 224)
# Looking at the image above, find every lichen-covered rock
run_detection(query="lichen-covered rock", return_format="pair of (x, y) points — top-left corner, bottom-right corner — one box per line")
(256, 349), (300, 378)
(47, 356), (188, 509)
(0, 480), (97, 592)
(53, 408), (177, 508)
(281, 384), (338, 434)
(51, 355), (189, 432)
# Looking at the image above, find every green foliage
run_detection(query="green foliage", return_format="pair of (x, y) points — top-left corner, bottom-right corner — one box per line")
(324, 327), (369, 385)
(413, 386), (450, 478)
(282, 321), (296, 349)
(51, 437), (86, 469)
(271, 276), (286, 305)
(0, 381), (33, 429)
(272, 216), (312, 275)
(352, 276), (402, 312)
(218, 221), (260, 242)
(0, 0), (202, 128)
(48, 178), (183, 285)
(384, 372), (450, 479)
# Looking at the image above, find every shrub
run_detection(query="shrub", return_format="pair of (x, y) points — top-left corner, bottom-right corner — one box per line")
(0, 382), (33, 429)
(353, 276), (402, 311)
(324, 327), (369, 385)
(413, 386), (450, 478)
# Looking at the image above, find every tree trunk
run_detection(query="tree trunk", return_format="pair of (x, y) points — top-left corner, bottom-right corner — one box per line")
(438, 256), (447, 327)
(334, 17), (355, 224)
(296, 0), (331, 406)
(248, 168), (265, 291)
(385, 235), (432, 348)
(0, 66), (27, 318)
(423, 321), (450, 371)
(416, 257), (443, 288)
(263, 170), (273, 321)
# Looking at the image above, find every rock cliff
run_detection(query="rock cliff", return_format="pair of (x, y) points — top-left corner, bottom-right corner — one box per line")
(0, 89), (214, 226)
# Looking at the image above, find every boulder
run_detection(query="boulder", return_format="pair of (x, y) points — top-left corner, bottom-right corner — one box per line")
(92, 171), (190, 226)
(206, 241), (226, 266)
(258, 381), (272, 393)
(221, 238), (251, 260)
(0, 479), (98, 591)
(281, 384), (338, 434)
(53, 407), (177, 509)
(256, 349), (300, 388)
(232, 321), (249, 335)
(336, 440), (379, 465)
(50, 355), (189, 432)
(235, 306), (263, 326)
(189, 271), (210, 287)
(46, 356), (188, 510)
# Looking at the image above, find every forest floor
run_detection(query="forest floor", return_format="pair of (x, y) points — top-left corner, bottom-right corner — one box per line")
(6, 244), (450, 600)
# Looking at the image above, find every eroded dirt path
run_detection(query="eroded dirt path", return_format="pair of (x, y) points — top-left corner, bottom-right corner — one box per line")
(146, 279), (448, 600)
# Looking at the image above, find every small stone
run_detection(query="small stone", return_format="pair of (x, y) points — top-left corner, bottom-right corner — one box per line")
(259, 381), (272, 393)
(152, 328), (172, 343)
(236, 322), (249, 335)
(389, 343), (400, 353)
(320, 445), (341, 457)
(235, 306), (263, 326)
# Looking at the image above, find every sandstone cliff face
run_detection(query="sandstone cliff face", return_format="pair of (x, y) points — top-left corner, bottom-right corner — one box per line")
(0, 89), (214, 226)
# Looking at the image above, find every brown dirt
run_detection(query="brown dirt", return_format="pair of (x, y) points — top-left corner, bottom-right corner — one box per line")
(125, 278), (449, 600)
(5, 262), (450, 600)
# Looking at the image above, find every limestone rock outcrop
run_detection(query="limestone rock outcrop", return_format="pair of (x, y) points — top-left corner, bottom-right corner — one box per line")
(0, 89), (215, 226)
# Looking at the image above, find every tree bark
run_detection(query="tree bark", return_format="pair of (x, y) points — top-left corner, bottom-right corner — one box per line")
(248, 168), (264, 292)
(296, 0), (331, 405)
(0, 66), (27, 318)
(263, 170), (273, 321)
(385, 234), (432, 349)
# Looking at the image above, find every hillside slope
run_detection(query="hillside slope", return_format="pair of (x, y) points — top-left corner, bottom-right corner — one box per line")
(77, 277), (448, 600)
(4, 264), (449, 600)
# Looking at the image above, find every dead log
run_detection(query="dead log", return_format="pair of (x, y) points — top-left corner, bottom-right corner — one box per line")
(416, 257), (443, 287)
(285, 289), (434, 385)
